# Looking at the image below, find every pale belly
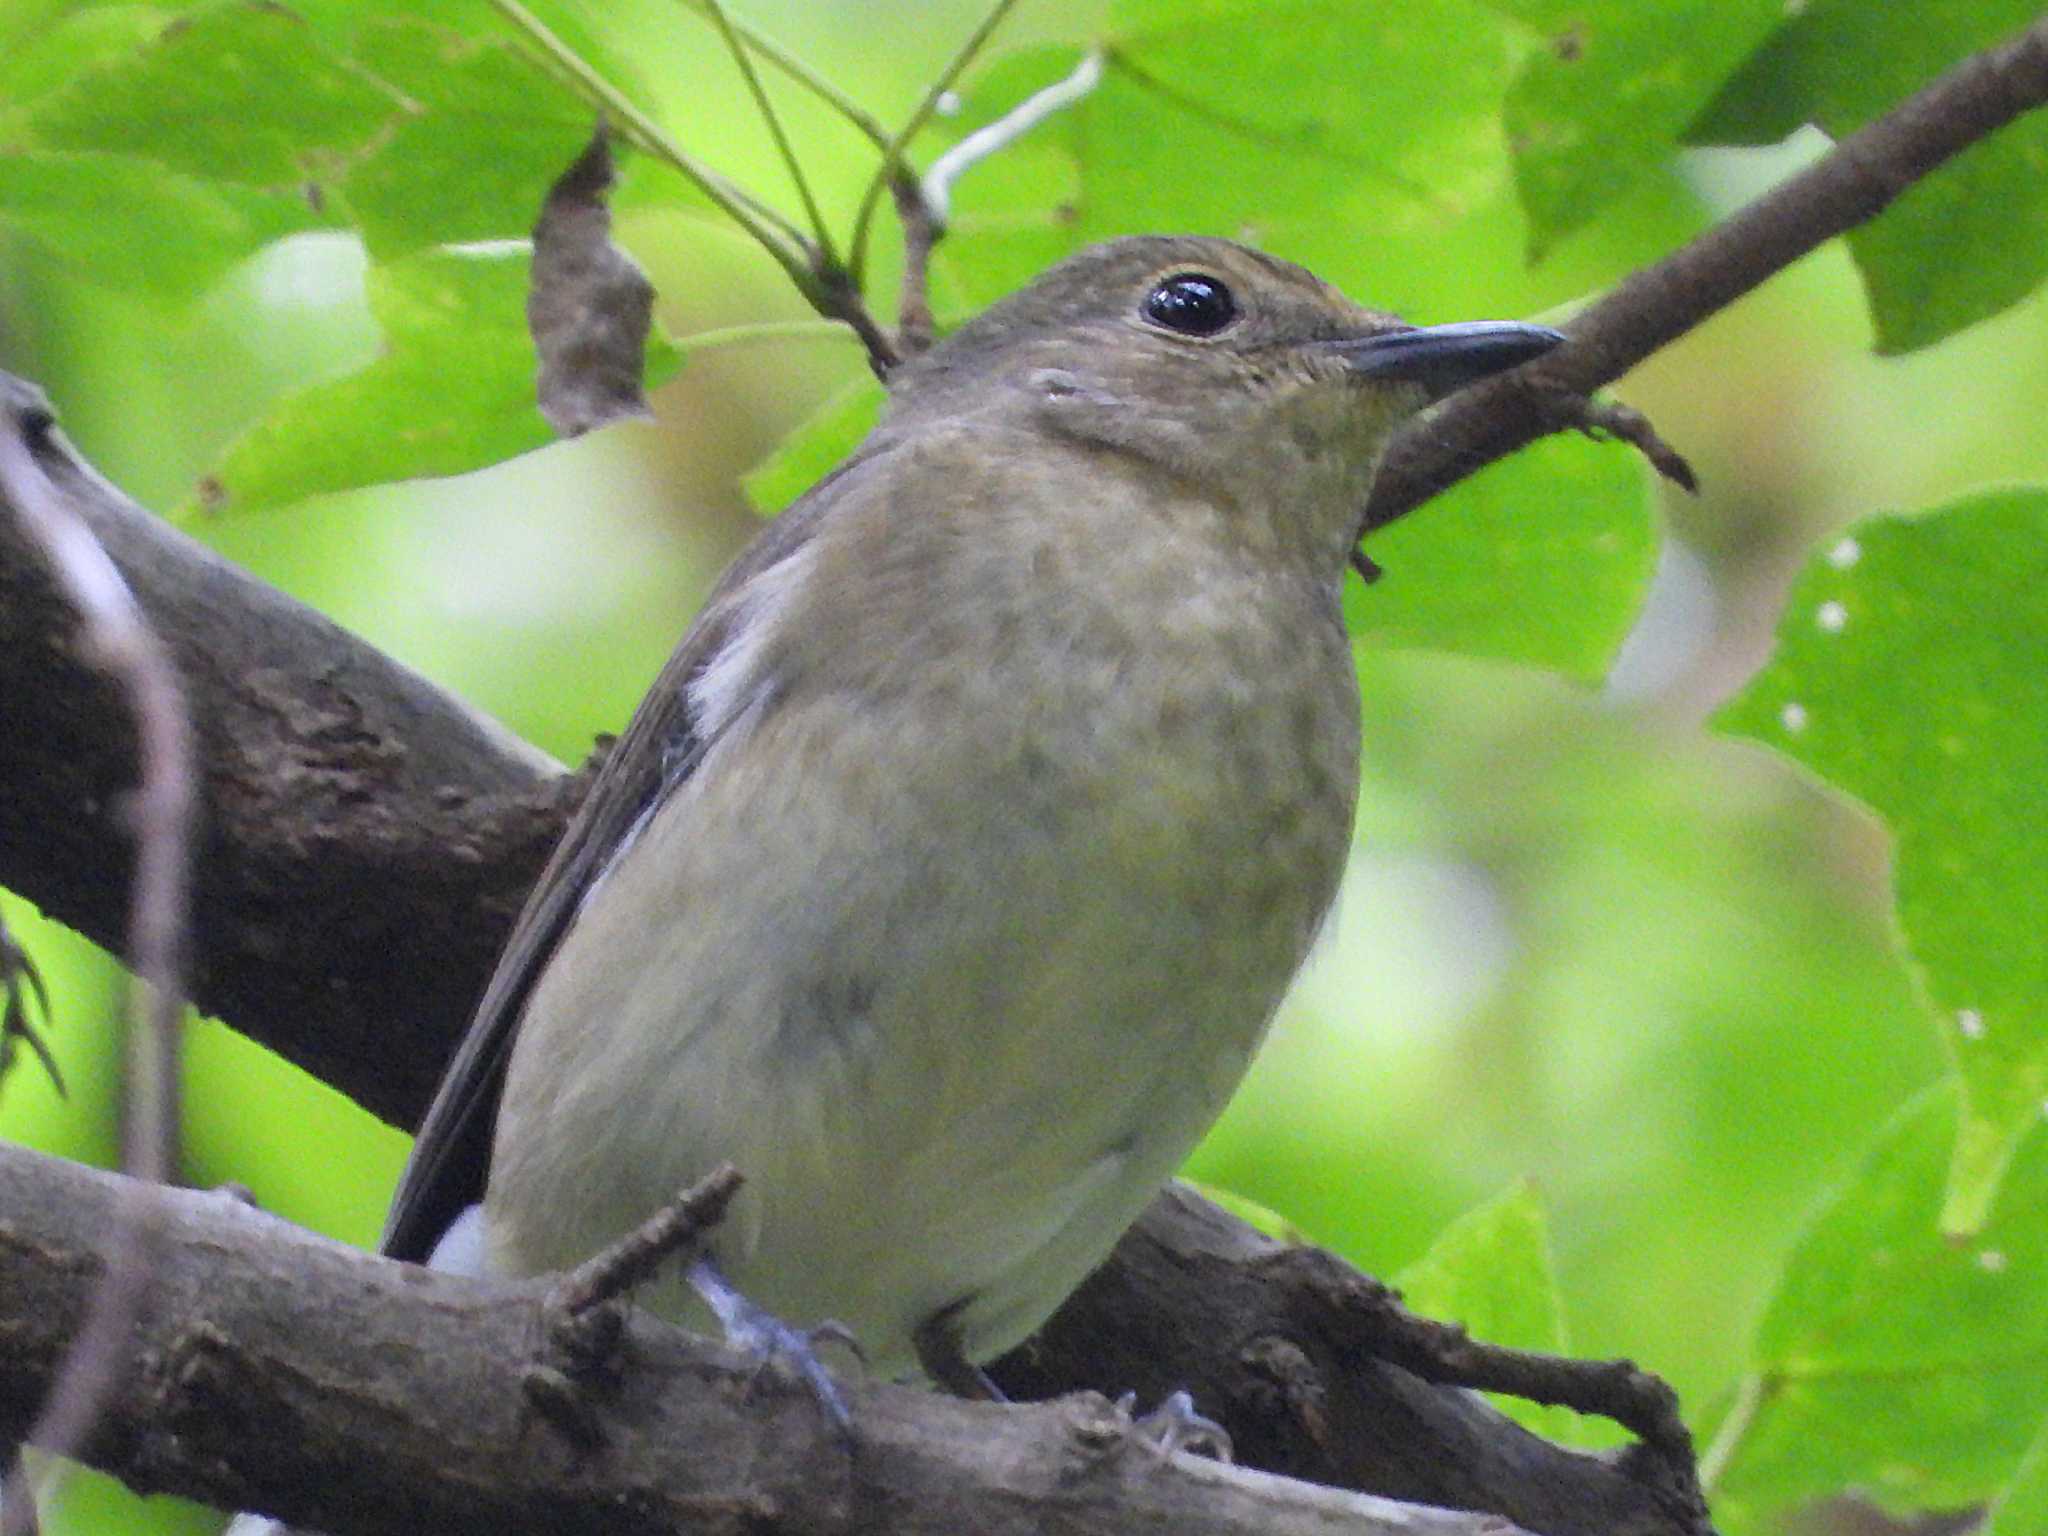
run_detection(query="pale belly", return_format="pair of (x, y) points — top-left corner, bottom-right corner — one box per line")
(485, 644), (1355, 1376)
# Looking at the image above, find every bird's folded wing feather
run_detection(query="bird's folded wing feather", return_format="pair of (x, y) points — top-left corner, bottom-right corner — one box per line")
(379, 446), (888, 1263)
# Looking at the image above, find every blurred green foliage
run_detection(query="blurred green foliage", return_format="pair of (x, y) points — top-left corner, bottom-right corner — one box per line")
(1, 2), (2044, 1533)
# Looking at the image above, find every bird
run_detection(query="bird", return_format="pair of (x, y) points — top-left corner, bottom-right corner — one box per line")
(381, 234), (1562, 1406)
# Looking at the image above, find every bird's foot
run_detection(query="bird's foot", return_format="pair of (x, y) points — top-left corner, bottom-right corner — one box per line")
(687, 1257), (862, 1437)
(1114, 1389), (1233, 1463)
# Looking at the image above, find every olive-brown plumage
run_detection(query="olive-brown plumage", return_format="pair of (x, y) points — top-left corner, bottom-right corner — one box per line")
(384, 236), (1561, 1384)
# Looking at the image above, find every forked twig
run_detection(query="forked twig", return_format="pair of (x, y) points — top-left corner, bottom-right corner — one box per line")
(0, 394), (195, 1536)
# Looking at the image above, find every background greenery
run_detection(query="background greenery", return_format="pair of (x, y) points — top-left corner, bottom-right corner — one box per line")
(1, 2), (2043, 1532)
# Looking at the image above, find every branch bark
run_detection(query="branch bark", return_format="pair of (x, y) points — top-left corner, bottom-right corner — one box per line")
(0, 377), (1698, 1536)
(0, 1140), (1537, 1536)
(1362, 10), (2048, 534)
(5, 14), (2048, 1532)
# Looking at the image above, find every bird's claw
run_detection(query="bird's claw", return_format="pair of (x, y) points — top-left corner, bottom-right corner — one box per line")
(688, 1257), (861, 1438)
(1115, 1389), (1233, 1463)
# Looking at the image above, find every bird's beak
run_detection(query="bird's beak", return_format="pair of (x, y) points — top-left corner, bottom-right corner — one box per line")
(1319, 320), (1566, 403)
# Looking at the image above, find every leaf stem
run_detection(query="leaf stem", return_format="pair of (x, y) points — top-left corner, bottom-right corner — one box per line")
(486, 0), (823, 303)
(848, 0), (1022, 285)
(669, 0), (891, 149)
(697, 0), (839, 266)
(680, 319), (862, 351)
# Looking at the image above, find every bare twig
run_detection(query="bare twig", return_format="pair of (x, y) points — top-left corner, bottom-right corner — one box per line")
(486, 0), (820, 290)
(669, 0), (892, 149)
(1327, 1273), (1704, 1527)
(547, 1164), (744, 1317)
(1, 1142), (1549, 1536)
(1360, 10), (2048, 540)
(892, 169), (942, 356)
(848, 0), (1024, 285)
(1571, 396), (1699, 493)
(0, 908), (61, 1098)
(920, 48), (1104, 229)
(0, 392), (195, 1536)
(699, 0), (838, 264)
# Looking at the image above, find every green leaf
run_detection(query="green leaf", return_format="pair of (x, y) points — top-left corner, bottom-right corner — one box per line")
(935, 2), (1530, 317)
(1395, 1181), (1585, 1440)
(1705, 1086), (2048, 1528)
(1690, 0), (2048, 352)
(0, 4), (172, 123)
(185, 245), (681, 514)
(1483, 0), (1784, 254)
(0, 149), (329, 300)
(338, 17), (624, 260)
(1177, 1177), (1311, 1246)
(1984, 1419), (2048, 1536)
(741, 372), (886, 515)
(1714, 490), (2048, 1229)
(1349, 433), (1658, 680)
(23, 1), (398, 188)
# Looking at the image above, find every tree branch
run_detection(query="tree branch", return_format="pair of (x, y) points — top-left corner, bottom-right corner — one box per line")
(0, 1139), (1539, 1536)
(7, 17), (2047, 1529)
(0, 374), (574, 1130)
(1361, 10), (2048, 536)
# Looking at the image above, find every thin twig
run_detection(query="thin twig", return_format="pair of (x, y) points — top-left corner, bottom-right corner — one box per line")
(1570, 395), (1699, 492)
(548, 1164), (744, 1317)
(920, 48), (1104, 228)
(490, 0), (901, 377)
(892, 169), (941, 355)
(699, 0), (838, 265)
(0, 394), (195, 1536)
(848, 0), (1024, 285)
(1359, 10), (2048, 539)
(487, 0), (813, 278)
(670, 0), (892, 149)
(0, 909), (62, 1098)
(682, 318), (864, 352)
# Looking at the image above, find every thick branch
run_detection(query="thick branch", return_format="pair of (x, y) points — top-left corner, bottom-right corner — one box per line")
(0, 376), (1702, 1536)
(1362, 10), (2048, 533)
(0, 376), (574, 1128)
(8, 21), (2045, 1527)
(0, 1140), (1532, 1536)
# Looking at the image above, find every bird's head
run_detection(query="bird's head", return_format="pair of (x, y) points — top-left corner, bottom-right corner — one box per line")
(884, 236), (1561, 568)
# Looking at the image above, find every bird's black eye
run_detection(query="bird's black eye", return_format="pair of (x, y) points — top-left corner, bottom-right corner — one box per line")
(1141, 272), (1238, 336)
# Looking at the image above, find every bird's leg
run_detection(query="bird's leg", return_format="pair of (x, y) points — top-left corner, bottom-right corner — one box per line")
(686, 1256), (861, 1436)
(916, 1303), (1230, 1461)
(912, 1304), (1006, 1400)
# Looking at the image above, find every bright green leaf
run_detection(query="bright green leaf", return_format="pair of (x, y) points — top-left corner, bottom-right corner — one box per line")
(0, 149), (329, 300)
(24, 1), (397, 189)
(741, 371), (886, 515)
(1705, 1086), (2048, 1528)
(1396, 1181), (1586, 1441)
(1689, 0), (2048, 352)
(1178, 1177), (1311, 1246)
(1715, 491), (2048, 1229)
(936, 0), (1524, 313)
(184, 245), (681, 515)
(1484, 0), (1783, 253)
(1350, 434), (1658, 680)
(339, 18), (621, 260)
(0, 4), (171, 123)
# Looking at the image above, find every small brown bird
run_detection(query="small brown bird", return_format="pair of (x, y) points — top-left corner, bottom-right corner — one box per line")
(387, 236), (1561, 1403)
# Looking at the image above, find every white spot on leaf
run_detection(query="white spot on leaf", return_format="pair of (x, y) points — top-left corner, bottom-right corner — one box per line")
(1957, 1008), (1986, 1040)
(1817, 600), (1847, 633)
(1828, 537), (1861, 568)
(1779, 701), (1808, 733)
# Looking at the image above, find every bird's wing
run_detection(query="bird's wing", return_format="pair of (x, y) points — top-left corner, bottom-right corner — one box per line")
(379, 449), (883, 1263)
